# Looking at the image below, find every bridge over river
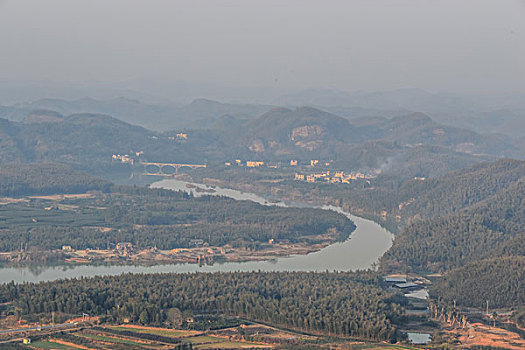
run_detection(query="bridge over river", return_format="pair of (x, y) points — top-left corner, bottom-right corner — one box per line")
(140, 162), (206, 176)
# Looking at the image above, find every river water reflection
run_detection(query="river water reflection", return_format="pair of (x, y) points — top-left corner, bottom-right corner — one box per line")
(0, 180), (393, 284)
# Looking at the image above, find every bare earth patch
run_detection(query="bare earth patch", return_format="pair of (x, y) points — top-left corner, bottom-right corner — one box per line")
(29, 193), (95, 200)
(452, 322), (525, 349)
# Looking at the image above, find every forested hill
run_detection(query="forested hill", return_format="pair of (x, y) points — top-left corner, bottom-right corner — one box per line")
(382, 176), (525, 272)
(0, 163), (111, 196)
(332, 158), (525, 224)
(430, 256), (525, 308)
(0, 271), (405, 342)
(0, 114), (206, 174)
(187, 107), (365, 160)
(389, 158), (525, 220)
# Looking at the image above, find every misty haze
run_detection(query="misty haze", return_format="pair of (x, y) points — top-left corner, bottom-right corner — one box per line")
(0, 1), (524, 349)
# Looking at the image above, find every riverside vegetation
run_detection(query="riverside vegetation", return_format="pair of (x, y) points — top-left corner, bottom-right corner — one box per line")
(0, 163), (354, 260)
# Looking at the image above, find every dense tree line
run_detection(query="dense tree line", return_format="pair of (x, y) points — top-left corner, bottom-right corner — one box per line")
(0, 163), (111, 196)
(0, 271), (405, 342)
(430, 256), (525, 309)
(382, 177), (525, 272)
(0, 185), (354, 251)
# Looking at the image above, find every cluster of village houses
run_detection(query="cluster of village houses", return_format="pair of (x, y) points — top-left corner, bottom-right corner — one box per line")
(112, 151), (144, 165)
(113, 151), (378, 186)
(225, 159), (329, 168)
(167, 132), (188, 140)
(294, 170), (376, 184)
(112, 132), (188, 165)
(224, 159), (378, 184)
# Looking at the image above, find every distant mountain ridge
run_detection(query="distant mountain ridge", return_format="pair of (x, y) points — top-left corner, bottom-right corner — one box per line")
(190, 106), (522, 163)
(0, 102), (522, 181)
(4, 85), (525, 138)
(0, 97), (275, 131)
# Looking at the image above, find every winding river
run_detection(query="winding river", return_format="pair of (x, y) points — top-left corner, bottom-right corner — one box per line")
(0, 179), (393, 284)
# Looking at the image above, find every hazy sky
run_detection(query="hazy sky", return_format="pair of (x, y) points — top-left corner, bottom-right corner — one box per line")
(1, 0), (524, 95)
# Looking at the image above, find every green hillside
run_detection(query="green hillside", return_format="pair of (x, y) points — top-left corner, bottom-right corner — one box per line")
(0, 163), (111, 196)
(382, 175), (525, 272)
(430, 256), (525, 308)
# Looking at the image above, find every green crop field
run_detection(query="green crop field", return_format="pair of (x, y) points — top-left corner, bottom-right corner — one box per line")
(80, 333), (153, 346)
(106, 325), (196, 337)
(30, 340), (80, 350)
(184, 335), (223, 343)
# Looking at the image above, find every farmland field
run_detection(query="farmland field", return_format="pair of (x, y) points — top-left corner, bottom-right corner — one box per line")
(0, 322), (422, 349)
(106, 324), (199, 337)
(30, 340), (82, 350)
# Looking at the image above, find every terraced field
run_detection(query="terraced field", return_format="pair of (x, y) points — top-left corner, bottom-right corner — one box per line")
(106, 325), (199, 338)
(29, 341), (80, 350)
(24, 325), (271, 349)
(9, 323), (418, 349)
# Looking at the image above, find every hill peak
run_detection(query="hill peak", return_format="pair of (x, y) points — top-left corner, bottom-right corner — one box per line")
(189, 98), (224, 108)
(23, 109), (64, 124)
